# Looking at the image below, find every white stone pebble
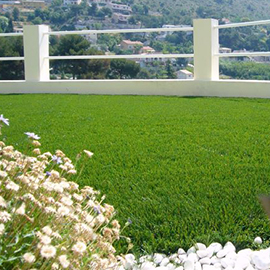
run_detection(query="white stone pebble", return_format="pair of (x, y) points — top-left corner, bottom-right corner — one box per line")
(184, 259), (194, 270)
(254, 237), (263, 245)
(154, 254), (165, 265)
(123, 238), (268, 270)
(178, 249), (187, 255)
(200, 257), (211, 265)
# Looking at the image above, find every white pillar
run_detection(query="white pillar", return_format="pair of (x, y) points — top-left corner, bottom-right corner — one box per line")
(23, 25), (50, 82)
(193, 19), (219, 81)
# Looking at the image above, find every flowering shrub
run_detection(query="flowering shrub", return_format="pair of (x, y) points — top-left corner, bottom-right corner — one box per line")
(0, 115), (131, 269)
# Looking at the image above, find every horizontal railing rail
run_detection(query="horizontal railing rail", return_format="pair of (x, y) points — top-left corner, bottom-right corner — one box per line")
(216, 52), (270, 57)
(46, 26), (193, 36)
(47, 26), (194, 61)
(216, 19), (270, 29)
(47, 53), (194, 61)
(0, 57), (24, 61)
(0, 32), (23, 37)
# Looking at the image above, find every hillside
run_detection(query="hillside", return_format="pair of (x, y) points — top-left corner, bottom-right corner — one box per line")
(126, 0), (270, 25)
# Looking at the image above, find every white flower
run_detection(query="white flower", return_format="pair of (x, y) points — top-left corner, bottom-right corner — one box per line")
(0, 196), (7, 208)
(59, 165), (68, 171)
(25, 132), (40, 140)
(60, 196), (73, 206)
(55, 150), (65, 157)
(57, 206), (70, 217)
(84, 150), (94, 158)
(32, 140), (41, 147)
(72, 241), (87, 254)
(59, 181), (70, 189)
(51, 170), (60, 179)
(23, 252), (36, 263)
(44, 207), (56, 214)
(0, 211), (11, 223)
(85, 214), (94, 224)
(58, 255), (70, 268)
(96, 214), (106, 225)
(0, 171), (7, 179)
(52, 232), (62, 240)
(42, 226), (52, 236)
(15, 203), (26, 215)
(40, 235), (51, 245)
(52, 262), (60, 270)
(73, 193), (83, 202)
(23, 193), (36, 202)
(0, 115), (9, 126)
(67, 169), (77, 175)
(33, 148), (41, 155)
(40, 245), (56, 259)
(0, 224), (5, 235)
(6, 181), (20, 192)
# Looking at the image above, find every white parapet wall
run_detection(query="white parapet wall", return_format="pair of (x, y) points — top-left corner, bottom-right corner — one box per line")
(0, 19), (270, 98)
(0, 79), (270, 98)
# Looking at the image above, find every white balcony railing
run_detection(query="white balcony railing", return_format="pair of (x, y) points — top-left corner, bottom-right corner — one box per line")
(0, 19), (270, 98)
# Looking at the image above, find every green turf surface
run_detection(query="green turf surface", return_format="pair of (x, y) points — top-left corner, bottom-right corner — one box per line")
(1, 94), (270, 255)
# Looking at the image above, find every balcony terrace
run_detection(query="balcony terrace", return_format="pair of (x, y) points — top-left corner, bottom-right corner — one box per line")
(1, 18), (270, 264)
(0, 18), (270, 97)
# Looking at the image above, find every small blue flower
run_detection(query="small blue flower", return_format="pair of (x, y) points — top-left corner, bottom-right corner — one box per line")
(127, 218), (132, 224)
(52, 155), (62, 164)
(93, 206), (101, 215)
(46, 171), (51, 176)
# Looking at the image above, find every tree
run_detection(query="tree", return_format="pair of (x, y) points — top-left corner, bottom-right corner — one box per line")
(137, 69), (151, 79)
(50, 11), (66, 24)
(99, 7), (112, 17)
(69, 4), (84, 18)
(12, 8), (20, 21)
(88, 3), (98, 16)
(6, 18), (14, 33)
(32, 17), (43, 25)
(0, 37), (24, 80)
(51, 35), (110, 79)
(0, 16), (9, 33)
(35, 8), (50, 21)
(51, 0), (62, 7)
(107, 59), (140, 79)
(165, 60), (177, 79)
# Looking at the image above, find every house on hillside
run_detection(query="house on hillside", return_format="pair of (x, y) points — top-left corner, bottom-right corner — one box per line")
(221, 18), (231, 24)
(0, 1), (20, 9)
(91, 0), (112, 3)
(138, 56), (168, 68)
(120, 40), (143, 51)
(107, 2), (132, 14)
(140, 46), (155, 54)
(219, 47), (232, 54)
(176, 70), (193, 79)
(156, 24), (192, 41)
(64, 0), (81, 5)
(112, 13), (131, 24)
(21, 0), (45, 9)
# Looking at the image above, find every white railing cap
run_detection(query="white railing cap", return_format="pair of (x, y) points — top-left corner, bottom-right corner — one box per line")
(47, 26), (193, 36)
(216, 19), (270, 29)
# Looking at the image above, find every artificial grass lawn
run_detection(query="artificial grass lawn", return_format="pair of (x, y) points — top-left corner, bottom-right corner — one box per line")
(1, 94), (270, 255)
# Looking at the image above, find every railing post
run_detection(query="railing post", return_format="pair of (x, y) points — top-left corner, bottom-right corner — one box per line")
(193, 19), (219, 81)
(23, 25), (50, 82)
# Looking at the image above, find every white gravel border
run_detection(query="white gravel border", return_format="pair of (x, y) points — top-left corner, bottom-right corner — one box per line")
(121, 237), (270, 270)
